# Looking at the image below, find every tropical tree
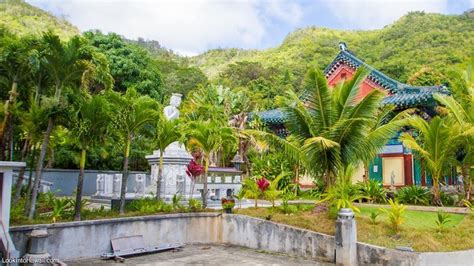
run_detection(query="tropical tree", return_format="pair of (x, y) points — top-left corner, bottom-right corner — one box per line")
(246, 67), (403, 189)
(0, 32), (37, 160)
(399, 116), (471, 205)
(107, 88), (159, 214)
(184, 121), (235, 208)
(70, 94), (111, 220)
(28, 32), (111, 219)
(153, 115), (181, 199)
(434, 60), (474, 199)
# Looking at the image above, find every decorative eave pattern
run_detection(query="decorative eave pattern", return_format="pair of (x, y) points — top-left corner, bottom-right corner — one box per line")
(382, 85), (449, 109)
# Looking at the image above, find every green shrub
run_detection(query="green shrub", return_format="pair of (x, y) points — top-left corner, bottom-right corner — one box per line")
(188, 198), (202, 211)
(172, 194), (184, 210)
(380, 199), (406, 233)
(356, 180), (387, 203)
(126, 198), (167, 213)
(440, 191), (459, 206)
(279, 199), (298, 214)
(435, 211), (451, 234)
(369, 210), (380, 224)
(319, 183), (364, 214)
(50, 198), (72, 223)
(396, 186), (431, 205)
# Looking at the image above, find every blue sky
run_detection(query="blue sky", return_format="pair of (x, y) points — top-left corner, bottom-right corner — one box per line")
(27, 0), (473, 56)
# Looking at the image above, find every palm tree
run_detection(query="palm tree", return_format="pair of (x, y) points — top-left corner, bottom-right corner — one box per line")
(107, 88), (159, 214)
(184, 121), (235, 208)
(70, 94), (111, 220)
(0, 32), (36, 160)
(399, 116), (471, 205)
(434, 60), (474, 199)
(28, 33), (111, 219)
(152, 116), (180, 199)
(247, 68), (403, 189)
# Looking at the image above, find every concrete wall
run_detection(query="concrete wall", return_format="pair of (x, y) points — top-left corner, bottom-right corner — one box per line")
(14, 169), (149, 196)
(222, 215), (335, 263)
(10, 213), (221, 261)
(9, 213), (474, 265)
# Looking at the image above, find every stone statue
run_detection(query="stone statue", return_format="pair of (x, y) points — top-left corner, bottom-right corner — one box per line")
(163, 93), (182, 121)
(135, 174), (145, 196)
(95, 174), (105, 196)
(390, 171), (396, 191)
(113, 174), (122, 198)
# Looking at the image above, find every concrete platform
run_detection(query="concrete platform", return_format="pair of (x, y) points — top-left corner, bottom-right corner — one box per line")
(67, 244), (332, 265)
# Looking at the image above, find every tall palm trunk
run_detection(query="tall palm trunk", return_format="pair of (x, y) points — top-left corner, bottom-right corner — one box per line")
(202, 155), (209, 208)
(155, 151), (163, 199)
(432, 175), (443, 206)
(119, 135), (131, 215)
(13, 139), (30, 204)
(74, 149), (87, 221)
(461, 164), (471, 201)
(0, 80), (18, 160)
(24, 146), (37, 215)
(28, 117), (54, 219)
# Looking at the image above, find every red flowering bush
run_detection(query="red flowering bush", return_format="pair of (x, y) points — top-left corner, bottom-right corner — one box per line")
(186, 159), (204, 180)
(257, 177), (270, 192)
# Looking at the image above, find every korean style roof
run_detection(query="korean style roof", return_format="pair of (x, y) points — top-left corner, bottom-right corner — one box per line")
(257, 42), (449, 125)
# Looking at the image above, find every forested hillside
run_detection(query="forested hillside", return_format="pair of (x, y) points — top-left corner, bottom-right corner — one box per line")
(0, 0), (79, 39)
(191, 12), (474, 84)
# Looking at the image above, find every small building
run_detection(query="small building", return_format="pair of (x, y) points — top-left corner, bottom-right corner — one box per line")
(258, 43), (452, 188)
(194, 167), (242, 200)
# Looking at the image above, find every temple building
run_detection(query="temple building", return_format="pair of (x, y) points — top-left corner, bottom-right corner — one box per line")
(258, 42), (452, 188)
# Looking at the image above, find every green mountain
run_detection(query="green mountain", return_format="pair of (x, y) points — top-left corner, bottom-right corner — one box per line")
(0, 0), (79, 39)
(190, 12), (474, 83)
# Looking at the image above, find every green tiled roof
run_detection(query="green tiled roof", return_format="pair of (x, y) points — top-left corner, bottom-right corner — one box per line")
(257, 43), (450, 125)
(381, 86), (449, 108)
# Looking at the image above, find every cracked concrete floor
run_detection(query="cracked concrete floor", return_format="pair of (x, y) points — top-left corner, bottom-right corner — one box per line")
(67, 244), (333, 265)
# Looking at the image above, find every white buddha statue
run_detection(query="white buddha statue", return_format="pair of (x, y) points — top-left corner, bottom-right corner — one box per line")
(163, 93), (182, 121)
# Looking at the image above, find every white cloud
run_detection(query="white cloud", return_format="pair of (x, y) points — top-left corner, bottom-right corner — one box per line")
(27, 0), (303, 56)
(324, 0), (449, 29)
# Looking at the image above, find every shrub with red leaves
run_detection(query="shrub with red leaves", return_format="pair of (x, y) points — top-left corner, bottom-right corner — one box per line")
(257, 177), (270, 192)
(186, 159), (204, 181)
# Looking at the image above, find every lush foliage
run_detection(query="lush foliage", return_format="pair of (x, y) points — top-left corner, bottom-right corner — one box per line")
(379, 199), (406, 233)
(356, 180), (387, 204)
(248, 68), (406, 188)
(435, 211), (451, 234)
(318, 183), (364, 215)
(396, 185), (431, 205)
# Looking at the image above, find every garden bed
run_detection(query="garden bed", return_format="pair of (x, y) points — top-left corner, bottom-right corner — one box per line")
(235, 205), (474, 252)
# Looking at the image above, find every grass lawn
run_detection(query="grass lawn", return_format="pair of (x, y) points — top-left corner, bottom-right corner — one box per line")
(359, 206), (465, 230)
(235, 205), (474, 252)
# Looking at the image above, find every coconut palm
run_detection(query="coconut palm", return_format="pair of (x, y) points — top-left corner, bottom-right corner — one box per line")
(247, 67), (404, 189)
(107, 88), (159, 214)
(70, 94), (111, 220)
(434, 60), (474, 199)
(399, 116), (472, 205)
(152, 116), (181, 199)
(184, 121), (236, 208)
(28, 32), (111, 219)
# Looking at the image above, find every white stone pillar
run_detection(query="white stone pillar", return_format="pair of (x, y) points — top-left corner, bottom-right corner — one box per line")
(335, 208), (357, 266)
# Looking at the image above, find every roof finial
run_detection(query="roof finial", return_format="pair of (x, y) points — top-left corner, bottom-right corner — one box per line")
(339, 42), (347, 51)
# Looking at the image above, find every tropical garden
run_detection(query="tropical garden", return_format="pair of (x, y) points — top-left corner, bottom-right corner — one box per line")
(1, 0), (473, 253)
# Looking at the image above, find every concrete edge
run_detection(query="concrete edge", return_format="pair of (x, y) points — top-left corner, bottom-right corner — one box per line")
(10, 212), (474, 256)
(10, 212), (222, 231)
(223, 213), (335, 239)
